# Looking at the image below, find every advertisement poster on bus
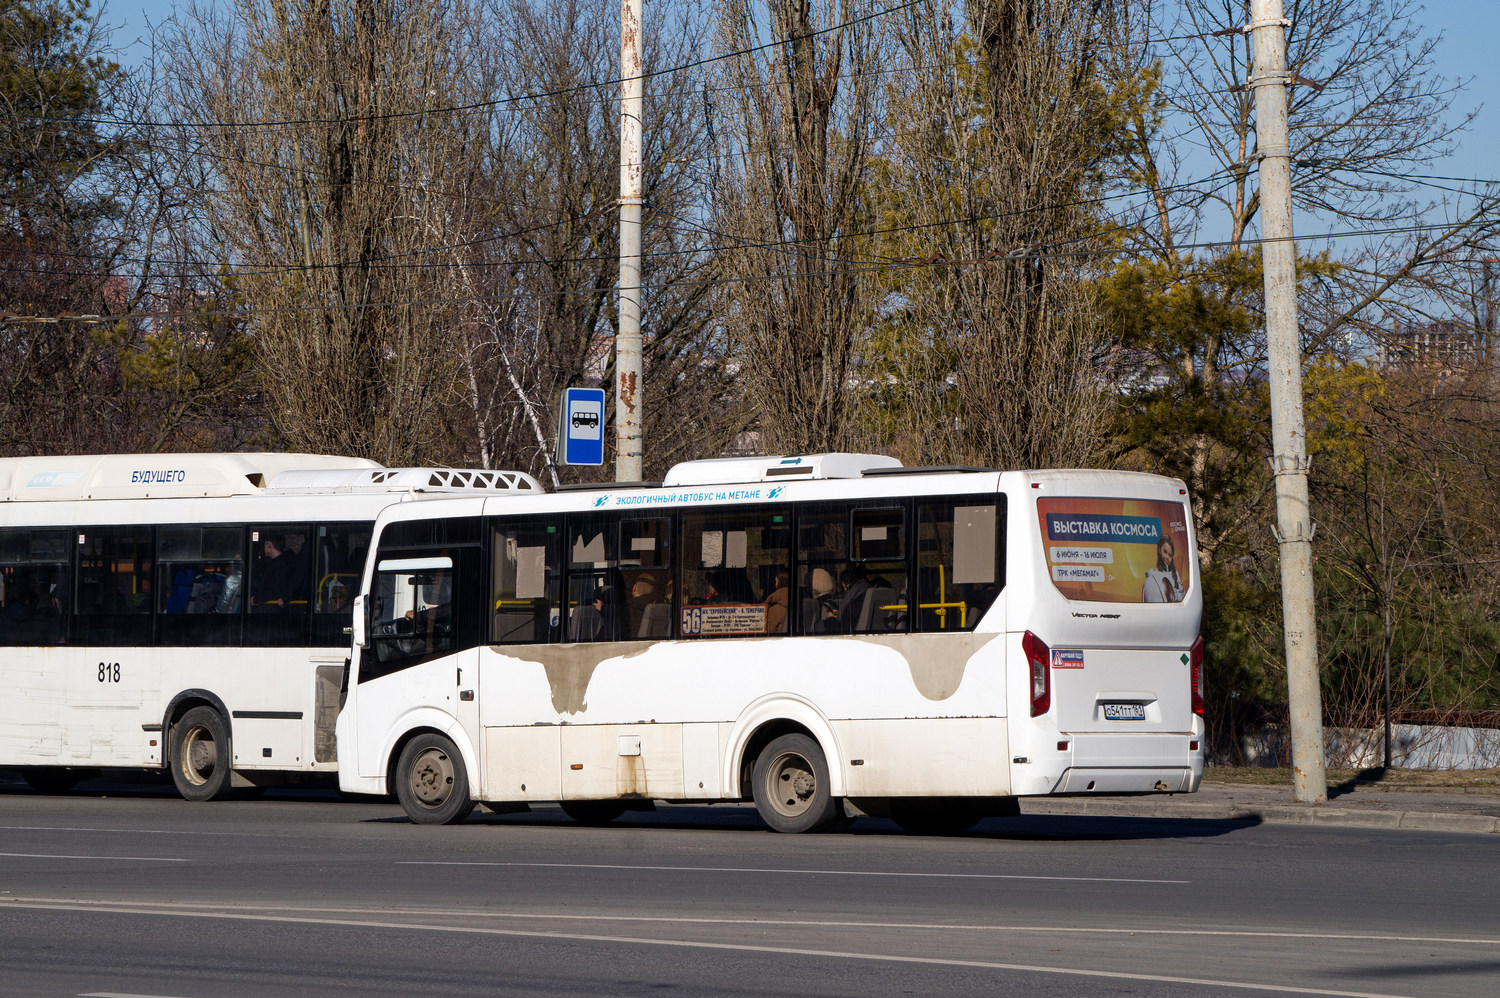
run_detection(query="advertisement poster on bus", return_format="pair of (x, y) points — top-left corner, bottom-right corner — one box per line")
(1037, 497), (1191, 603)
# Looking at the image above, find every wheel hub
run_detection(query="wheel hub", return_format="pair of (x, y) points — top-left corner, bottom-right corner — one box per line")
(410, 748), (453, 805)
(772, 754), (816, 815)
(791, 770), (815, 800)
(183, 729), (216, 785)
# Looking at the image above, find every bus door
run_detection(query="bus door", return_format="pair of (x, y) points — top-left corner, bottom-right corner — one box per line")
(355, 548), (482, 779)
(0, 526), (77, 764)
(70, 525), (159, 765)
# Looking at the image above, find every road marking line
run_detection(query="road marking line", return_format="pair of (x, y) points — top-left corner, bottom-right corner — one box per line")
(0, 853), (188, 863)
(11, 897), (1495, 947)
(0, 898), (1427, 998)
(81, 993), (191, 997)
(396, 860), (1190, 884)
(0, 825), (254, 837)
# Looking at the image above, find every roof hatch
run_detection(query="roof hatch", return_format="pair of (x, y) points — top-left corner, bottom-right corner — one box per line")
(662, 453), (901, 486)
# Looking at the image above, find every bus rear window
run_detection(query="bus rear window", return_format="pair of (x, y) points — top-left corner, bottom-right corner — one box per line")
(1037, 497), (1191, 603)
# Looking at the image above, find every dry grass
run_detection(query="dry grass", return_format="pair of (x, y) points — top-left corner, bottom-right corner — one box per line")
(1209, 766), (1500, 788)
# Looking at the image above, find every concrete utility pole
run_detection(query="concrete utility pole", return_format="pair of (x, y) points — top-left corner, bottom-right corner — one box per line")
(1249, 0), (1327, 803)
(615, 0), (645, 482)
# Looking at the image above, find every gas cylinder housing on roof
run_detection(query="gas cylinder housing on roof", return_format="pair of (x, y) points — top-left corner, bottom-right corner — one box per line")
(0, 453), (545, 502)
(662, 453), (901, 487)
(0, 453), (379, 502)
(264, 466), (543, 495)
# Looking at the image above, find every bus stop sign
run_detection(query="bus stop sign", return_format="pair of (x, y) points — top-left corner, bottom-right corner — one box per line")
(557, 387), (606, 466)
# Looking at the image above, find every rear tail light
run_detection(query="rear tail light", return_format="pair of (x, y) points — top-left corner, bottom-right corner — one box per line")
(1190, 635), (1204, 717)
(1023, 630), (1050, 717)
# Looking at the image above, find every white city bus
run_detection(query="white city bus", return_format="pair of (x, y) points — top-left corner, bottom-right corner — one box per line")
(338, 453), (1204, 831)
(0, 453), (542, 799)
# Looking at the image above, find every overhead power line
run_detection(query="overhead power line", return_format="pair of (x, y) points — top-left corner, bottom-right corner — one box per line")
(20, 0), (925, 132)
(7, 213), (1497, 328)
(0, 168), (1243, 279)
(11, 7), (1266, 136)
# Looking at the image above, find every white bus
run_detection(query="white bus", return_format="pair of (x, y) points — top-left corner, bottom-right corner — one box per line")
(338, 453), (1205, 831)
(0, 453), (542, 799)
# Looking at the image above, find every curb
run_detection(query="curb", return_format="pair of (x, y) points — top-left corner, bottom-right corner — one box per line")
(1235, 806), (1499, 834)
(1023, 800), (1500, 834)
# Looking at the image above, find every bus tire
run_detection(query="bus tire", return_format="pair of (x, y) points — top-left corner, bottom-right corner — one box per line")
(559, 800), (628, 825)
(394, 733), (476, 825)
(23, 768), (80, 794)
(751, 733), (839, 833)
(171, 706), (234, 802)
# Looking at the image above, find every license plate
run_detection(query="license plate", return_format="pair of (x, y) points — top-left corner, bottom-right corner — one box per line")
(1103, 702), (1146, 721)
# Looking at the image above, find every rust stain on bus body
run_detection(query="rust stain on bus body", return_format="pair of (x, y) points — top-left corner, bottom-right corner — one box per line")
(617, 753), (646, 798)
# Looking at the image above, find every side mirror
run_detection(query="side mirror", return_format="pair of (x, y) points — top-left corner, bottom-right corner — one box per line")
(352, 593), (369, 649)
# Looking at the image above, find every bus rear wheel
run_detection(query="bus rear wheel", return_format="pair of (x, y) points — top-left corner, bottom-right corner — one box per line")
(752, 733), (839, 833)
(171, 706), (234, 802)
(395, 733), (476, 825)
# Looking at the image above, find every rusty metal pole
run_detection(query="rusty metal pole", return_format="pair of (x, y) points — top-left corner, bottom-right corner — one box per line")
(615, 0), (645, 482)
(1249, 0), (1327, 802)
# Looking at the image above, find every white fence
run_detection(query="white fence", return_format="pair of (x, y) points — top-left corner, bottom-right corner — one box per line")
(1229, 724), (1500, 770)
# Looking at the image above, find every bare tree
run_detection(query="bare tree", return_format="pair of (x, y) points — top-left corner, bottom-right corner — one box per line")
(164, 0), (492, 465)
(1109, 0), (1500, 353)
(1099, 0), (1500, 555)
(0, 1), (255, 455)
(430, 0), (729, 481)
(871, 0), (1119, 469)
(709, 0), (887, 455)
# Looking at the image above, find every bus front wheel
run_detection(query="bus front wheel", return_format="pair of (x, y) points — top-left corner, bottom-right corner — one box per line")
(751, 733), (839, 833)
(394, 733), (477, 825)
(171, 706), (234, 802)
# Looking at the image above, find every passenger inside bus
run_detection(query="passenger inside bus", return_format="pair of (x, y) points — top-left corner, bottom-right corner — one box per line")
(801, 567), (836, 633)
(626, 573), (668, 638)
(764, 571), (790, 634)
(826, 568), (871, 633)
(252, 533), (299, 610)
(571, 583), (625, 641)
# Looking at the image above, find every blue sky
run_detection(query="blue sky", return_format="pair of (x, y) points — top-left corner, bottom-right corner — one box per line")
(104, 0), (1499, 185)
(1418, 0), (1497, 182)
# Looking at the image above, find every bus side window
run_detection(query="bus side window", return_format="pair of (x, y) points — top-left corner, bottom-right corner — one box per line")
(678, 508), (789, 639)
(244, 524), (312, 647)
(794, 506), (846, 636)
(620, 518), (671, 640)
(362, 554), (457, 682)
(156, 525), (244, 648)
(0, 527), (71, 647)
(565, 513), (622, 642)
(359, 517), (484, 682)
(794, 504), (909, 637)
(917, 498), (1003, 631)
(312, 523), (372, 646)
(849, 506), (909, 635)
(491, 518), (561, 645)
(74, 525), (154, 647)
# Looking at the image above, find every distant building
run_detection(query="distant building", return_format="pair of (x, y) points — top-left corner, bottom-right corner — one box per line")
(1376, 320), (1476, 369)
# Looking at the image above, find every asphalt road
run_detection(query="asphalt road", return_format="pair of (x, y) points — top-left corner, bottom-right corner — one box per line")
(1, 782), (1497, 997)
